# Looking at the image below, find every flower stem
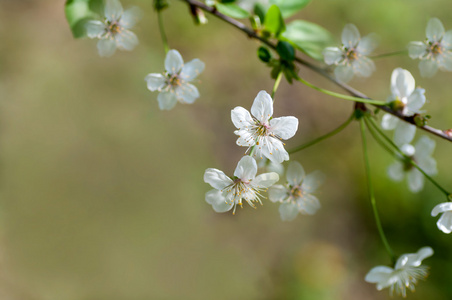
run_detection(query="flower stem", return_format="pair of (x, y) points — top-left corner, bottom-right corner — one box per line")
(288, 112), (355, 154)
(271, 71), (283, 101)
(157, 11), (170, 53)
(360, 119), (396, 264)
(369, 50), (408, 59)
(366, 116), (451, 198)
(294, 75), (387, 106)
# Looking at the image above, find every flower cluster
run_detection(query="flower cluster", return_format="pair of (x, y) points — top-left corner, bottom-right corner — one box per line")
(86, 0), (141, 57)
(409, 18), (452, 77)
(323, 24), (377, 82)
(365, 247), (434, 297)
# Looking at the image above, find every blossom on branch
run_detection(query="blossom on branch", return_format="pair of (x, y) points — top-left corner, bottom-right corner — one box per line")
(323, 24), (377, 82)
(408, 18), (452, 77)
(85, 0), (141, 57)
(381, 68), (426, 146)
(145, 49), (205, 110)
(268, 161), (324, 221)
(365, 247), (433, 297)
(203, 156), (279, 214)
(231, 91), (298, 164)
(387, 136), (437, 193)
(431, 202), (452, 234)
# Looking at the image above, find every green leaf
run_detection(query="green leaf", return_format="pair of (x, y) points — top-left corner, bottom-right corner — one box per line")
(257, 46), (272, 63)
(281, 20), (333, 60)
(263, 5), (285, 37)
(65, 0), (100, 38)
(269, 0), (311, 18)
(216, 3), (250, 19)
(276, 41), (295, 62)
(253, 3), (266, 23)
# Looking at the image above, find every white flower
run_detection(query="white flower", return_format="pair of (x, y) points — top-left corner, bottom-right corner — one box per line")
(387, 136), (437, 193)
(85, 0), (141, 57)
(431, 202), (452, 234)
(408, 18), (452, 77)
(381, 68), (426, 146)
(268, 161), (324, 221)
(231, 91), (298, 164)
(365, 247), (433, 297)
(257, 157), (285, 177)
(323, 24), (377, 82)
(203, 156), (279, 214)
(145, 49), (205, 110)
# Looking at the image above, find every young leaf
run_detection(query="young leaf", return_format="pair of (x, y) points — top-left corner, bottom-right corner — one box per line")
(281, 20), (333, 60)
(65, 0), (99, 38)
(276, 41), (295, 62)
(263, 5), (285, 37)
(257, 46), (272, 63)
(253, 3), (266, 23)
(269, 0), (311, 18)
(216, 3), (250, 19)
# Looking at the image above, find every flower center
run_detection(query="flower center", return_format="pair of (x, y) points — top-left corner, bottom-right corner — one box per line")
(168, 73), (183, 87)
(345, 48), (358, 61)
(290, 185), (303, 199)
(106, 21), (121, 36)
(430, 42), (443, 55)
(403, 156), (415, 171)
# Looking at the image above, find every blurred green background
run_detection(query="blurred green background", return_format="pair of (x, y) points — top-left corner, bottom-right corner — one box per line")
(0, 0), (452, 299)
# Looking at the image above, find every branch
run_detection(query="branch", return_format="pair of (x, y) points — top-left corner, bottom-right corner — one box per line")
(181, 0), (452, 142)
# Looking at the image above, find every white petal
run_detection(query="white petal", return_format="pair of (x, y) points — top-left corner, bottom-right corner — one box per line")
(120, 6), (142, 29)
(204, 168), (233, 190)
(352, 56), (375, 77)
(252, 172), (279, 188)
(407, 169), (424, 193)
(104, 0), (123, 21)
(279, 202), (299, 221)
(431, 202), (452, 217)
(116, 29), (138, 51)
(401, 144), (415, 156)
(270, 116), (299, 140)
(261, 138), (289, 163)
(231, 107), (253, 129)
(268, 185), (288, 203)
(437, 52), (452, 71)
(402, 247), (434, 268)
(357, 33), (378, 56)
(175, 83), (199, 104)
(234, 156), (257, 180)
(387, 161), (404, 182)
(286, 161), (305, 186)
(419, 59), (438, 78)
(85, 20), (105, 38)
(393, 122), (416, 146)
(406, 88), (426, 113)
(408, 41), (428, 59)
(298, 194), (321, 215)
(267, 161), (285, 176)
(235, 131), (255, 147)
(415, 136), (435, 158)
(381, 114), (398, 130)
(436, 212), (452, 234)
(323, 47), (343, 65)
(145, 73), (167, 91)
(180, 59), (205, 82)
(157, 91), (177, 110)
(364, 266), (394, 286)
(391, 68), (415, 99)
(97, 39), (117, 57)
(341, 24), (360, 48)
(442, 30), (452, 48)
(165, 49), (184, 74)
(334, 65), (354, 83)
(251, 91), (273, 123)
(205, 189), (233, 213)
(301, 170), (325, 194)
(426, 18), (445, 42)
(418, 157), (437, 176)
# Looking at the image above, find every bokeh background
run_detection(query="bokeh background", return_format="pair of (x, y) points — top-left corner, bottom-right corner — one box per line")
(0, 0), (452, 299)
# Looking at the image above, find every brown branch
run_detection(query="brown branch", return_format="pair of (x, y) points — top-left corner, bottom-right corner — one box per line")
(181, 0), (452, 142)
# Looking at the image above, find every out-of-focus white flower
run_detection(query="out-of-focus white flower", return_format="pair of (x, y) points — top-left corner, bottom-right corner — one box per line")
(231, 91), (298, 163)
(387, 136), (437, 193)
(323, 24), (377, 82)
(203, 156), (279, 214)
(268, 161), (324, 221)
(257, 157), (285, 177)
(381, 68), (426, 146)
(85, 0), (141, 57)
(408, 18), (452, 77)
(431, 202), (452, 234)
(145, 49), (205, 110)
(365, 247), (433, 297)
